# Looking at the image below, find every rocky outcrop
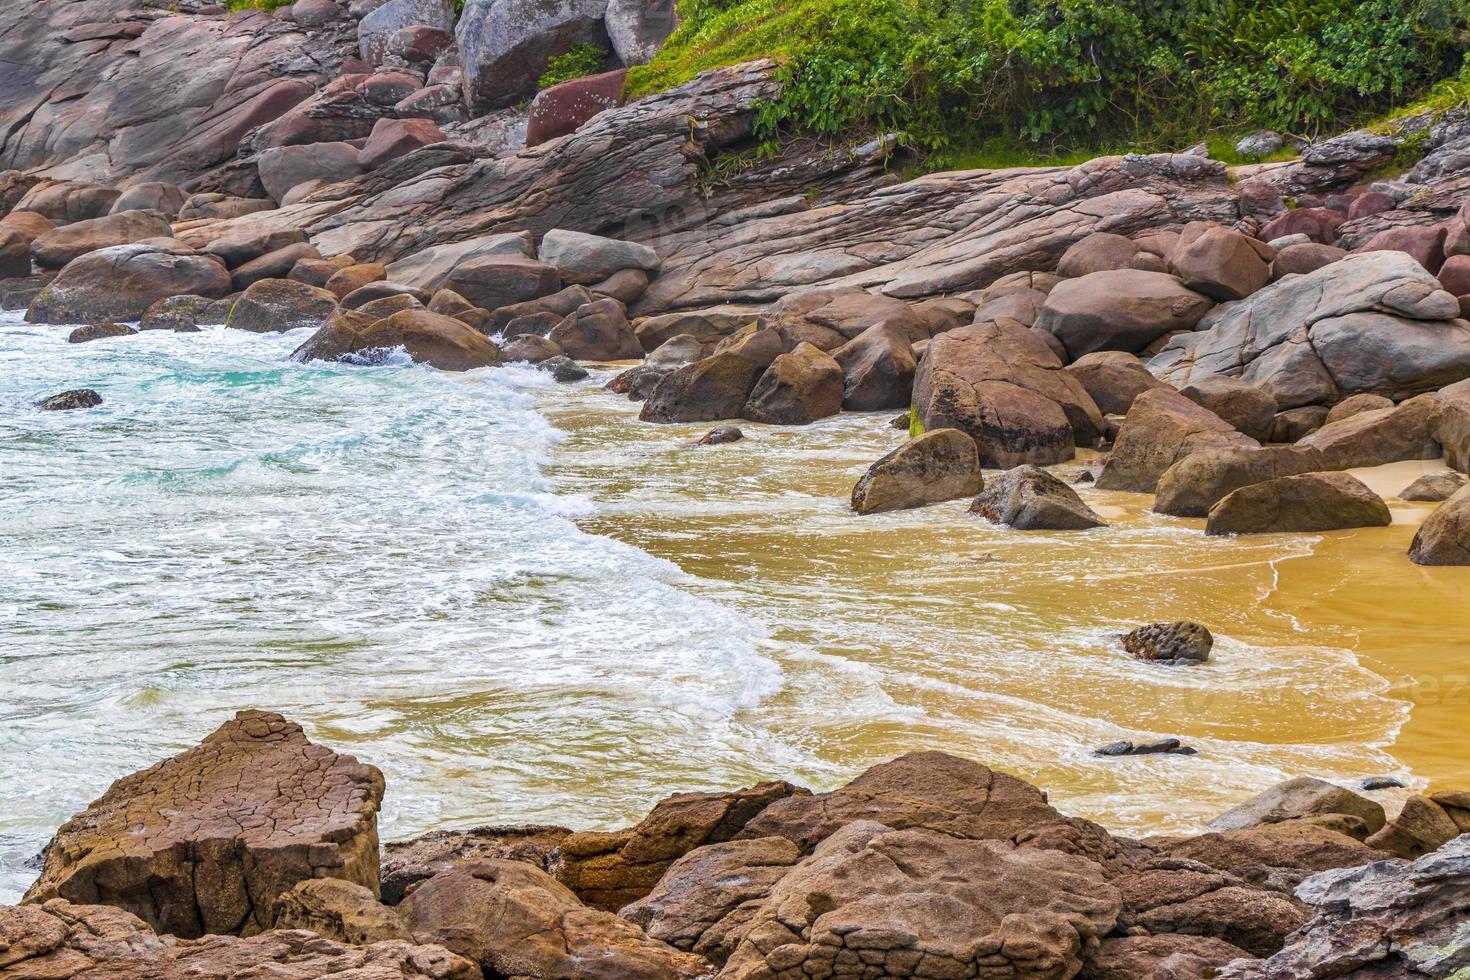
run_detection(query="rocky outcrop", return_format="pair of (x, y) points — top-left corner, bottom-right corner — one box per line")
(968, 464), (1106, 530)
(1097, 388), (1258, 493)
(1206, 472), (1392, 535)
(381, 825), (571, 904)
(850, 430), (984, 514)
(270, 878), (413, 944)
(22, 710), (384, 938)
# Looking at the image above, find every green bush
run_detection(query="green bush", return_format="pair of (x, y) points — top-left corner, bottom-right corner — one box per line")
(223, 0), (292, 11)
(538, 44), (608, 89)
(628, 0), (1470, 163)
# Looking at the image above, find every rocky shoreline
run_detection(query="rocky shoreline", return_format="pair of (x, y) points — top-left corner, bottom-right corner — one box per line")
(2, 710), (1468, 978)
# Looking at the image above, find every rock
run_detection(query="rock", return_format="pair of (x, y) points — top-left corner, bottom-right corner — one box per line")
(342, 280), (433, 310)
(387, 25), (453, 63)
(1150, 252), (1470, 408)
(0, 227), (32, 277)
(548, 298), (642, 360)
(227, 279), (340, 333)
(1153, 445), (1323, 518)
(1113, 864), (1307, 958)
(1037, 270), (1213, 359)
(1064, 350), (1170, 416)
(1346, 191), (1396, 221)
(1402, 471), (1467, 501)
(0, 900), (479, 978)
(640, 328), (785, 423)
(140, 294), (217, 332)
(1440, 254), (1470, 296)
(503, 333), (566, 363)
(526, 69), (627, 146)
(384, 232), (534, 293)
(605, 0), (677, 64)
(1295, 394), (1441, 469)
(326, 262), (389, 300)
(360, 116), (445, 170)
(443, 255), (562, 311)
(291, 256), (354, 288)
(399, 861), (711, 980)
(1122, 621), (1213, 664)
(27, 244), (231, 323)
(969, 464), (1105, 530)
(1179, 376), (1278, 442)
(913, 320), (1104, 467)
(1085, 935), (1251, 980)
(490, 284), (596, 332)
(22, 710), (383, 938)
(1269, 242), (1346, 280)
(381, 825), (571, 904)
(109, 182), (187, 218)
(742, 342), (845, 425)
(1408, 487), (1470, 565)
(1093, 738), (1196, 757)
(646, 334), (704, 370)
(178, 195), (278, 222)
(205, 228), (310, 269)
(1097, 388), (1258, 493)
(831, 321), (918, 411)
(1056, 232), (1141, 277)
(851, 429), (984, 514)
(359, 0), (456, 64)
(699, 425), (743, 445)
(555, 780), (806, 910)
(455, 0), (611, 111)
(1270, 405), (1329, 442)
(1216, 836), (1470, 980)
(1156, 821), (1394, 890)
(232, 242), (322, 291)
(15, 181), (120, 224)
(1209, 777), (1387, 835)
(31, 210), (174, 269)
(271, 878), (412, 944)
(1359, 227), (1447, 273)
(356, 294), (425, 320)
(1170, 222), (1272, 301)
(292, 308), (503, 370)
(36, 389), (103, 411)
(719, 822), (1121, 980)
(1323, 392), (1394, 425)
(634, 307), (761, 353)
(593, 267), (650, 305)
(67, 323), (136, 344)
(1205, 472), (1391, 535)
(1, 210), (55, 243)
(1258, 207), (1346, 245)
(540, 229), (661, 285)
(258, 142), (365, 203)
(293, 0), (343, 27)
(1434, 383), (1470, 472)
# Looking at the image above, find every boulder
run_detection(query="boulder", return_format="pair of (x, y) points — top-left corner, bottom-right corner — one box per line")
(1408, 487), (1470, 565)
(831, 321), (918, 411)
(1151, 252), (1470, 408)
(178, 195), (277, 221)
(1055, 232), (1140, 277)
(646, 334), (704, 370)
(526, 69), (627, 146)
(541, 354), (590, 382)
(912, 320), (1104, 467)
(1359, 227), (1447, 273)
(1157, 821), (1394, 885)
(455, 0), (611, 110)
(67, 322), (136, 344)
(1178, 376), (1278, 442)
(398, 861), (710, 980)
(851, 429), (984, 514)
(604, 0), (677, 64)
(15, 180), (120, 224)
(291, 256), (354, 288)
(22, 710), (384, 938)
(593, 267), (650, 305)
(640, 328), (785, 423)
(1111, 863), (1307, 958)
(1209, 777), (1386, 835)
(1270, 405), (1329, 443)
(270, 878), (412, 944)
(490, 284), (596, 331)
(548, 298), (642, 360)
(326, 262), (389, 299)
(1269, 242), (1346, 280)
(1036, 270), (1213, 359)
(1085, 935), (1252, 980)
(384, 232), (534, 292)
(1401, 471), (1467, 502)
(742, 342), (845, 425)
(381, 825), (571, 904)
(718, 822), (1121, 980)
(1434, 383), (1470, 472)
(1170, 222), (1273, 301)
(204, 227), (310, 269)
(341, 281), (433, 310)
(443, 255), (562, 311)
(31, 210), (174, 269)
(258, 142), (365, 203)
(356, 294), (425, 320)
(634, 306), (760, 352)
(1258, 207), (1345, 245)
(1205, 472), (1391, 535)
(227, 279), (339, 333)
(539, 229), (661, 285)
(1063, 350), (1170, 416)
(1440, 254), (1470, 296)
(359, 0), (456, 64)
(0, 900), (478, 978)
(109, 182), (187, 217)
(36, 389), (103, 411)
(1153, 445), (1323, 518)
(26, 244), (230, 323)
(231, 242), (322, 291)
(1097, 388), (1258, 493)
(292, 308), (503, 371)
(1295, 394), (1441, 469)
(360, 116), (445, 170)
(772, 287), (925, 346)
(968, 464), (1105, 530)
(698, 424), (744, 445)
(1122, 621), (1213, 664)
(503, 334), (566, 362)
(140, 294), (216, 332)
(387, 25), (454, 63)
(1323, 392), (1393, 425)
(1, 210), (54, 243)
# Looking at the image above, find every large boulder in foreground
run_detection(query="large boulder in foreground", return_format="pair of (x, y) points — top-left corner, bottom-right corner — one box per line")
(26, 244), (230, 323)
(1409, 487), (1470, 565)
(22, 710), (385, 938)
(1097, 388), (1258, 493)
(1205, 472), (1391, 535)
(850, 429), (984, 514)
(293, 309), (504, 371)
(1151, 251), (1470, 407)
(398, 861), (710, 980)
(968, 464), (1105, 530)
(1036, 269), (1213, 359)
(718, 822), (1121, 980)
(912, 320), (1103, 466)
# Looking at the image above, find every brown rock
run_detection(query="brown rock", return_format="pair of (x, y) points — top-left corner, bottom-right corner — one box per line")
(444, 255), (562, 312)
(1323, 392), (1394, 425)
(292, 308), (503, 371)
(851, 429), (984, 514)
(22, 710), (384, 938)
(526, 69), (628, 146)
(359, 116), (445, 170)
(503, 334), (566, 363)
(67, 322), (136, 344)
(1056, 232), (1141, 277)
(1296, 394), (1441, 469)
(1064, 350), (1170, 416)
(1208, 777), (1386, 835)
(1364, 796), (1461, 860)
(1158, 820), (1394, 884)
(969, 464), (1105, 530)
(832, 321), (918, 411)
(381, 825), (572, 904)
(205, 227), (310, 269)
(742, 342), (844, 425)
(1269, 242), (1346, 280)
(1179, 376), (1278, 442)
(1122, 621), (1213, 664)
(289, 256), (354, 288)
(1083, 935), (1252, 980)
(1036, 270), (1213, 359)
(341, 280), (433, 310)
(326, 262), (388, 300)
(31, 209), (175, 270)
(549, 298), (643, 360)
(1409, 487), (1470, 565)
(270, 878), (412, 943)
(640, 328), (786, 423)
(231, 242), (322, 291)
(593, 267), (650, 305)
(227, 278), (339, 333)
(1206, 471), (1390, 535)
(1097, 388), (1258, 493)
(1270, 405), (1329, 442)
(27, 244), (231, 323)
(1171, 222), (1273, 301)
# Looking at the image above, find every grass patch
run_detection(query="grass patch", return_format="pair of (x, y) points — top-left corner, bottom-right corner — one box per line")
(223, 0), (292, 11)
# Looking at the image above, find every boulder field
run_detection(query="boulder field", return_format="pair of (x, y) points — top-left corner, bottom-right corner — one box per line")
(2, 712), (1466, 978)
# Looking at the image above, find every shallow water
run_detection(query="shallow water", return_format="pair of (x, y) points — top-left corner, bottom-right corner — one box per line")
(2, 316), (1468, 902)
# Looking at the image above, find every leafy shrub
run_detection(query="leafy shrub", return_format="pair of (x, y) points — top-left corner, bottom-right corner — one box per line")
(538, 44), (608, 89)
(628, 0), (1470, 162)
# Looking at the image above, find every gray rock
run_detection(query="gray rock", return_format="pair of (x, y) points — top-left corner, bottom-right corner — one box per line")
(454, 0), (611, 111)
(36, 388), (103, 411)
(1206, 472), (1392, 536)
(1400, 471), (1467, 502)
(1037, 269), (1214, 359)
(604, 0), (677, 65)
(968, 464), (1105, 530)
(1209, 777), (1386, 834)
(1235, 131), (1284, 158)
(539, 229), (661, 284)
(258, 142), (364, 203)
(385, 232), (534, 293)
(359, 0), (455, 65)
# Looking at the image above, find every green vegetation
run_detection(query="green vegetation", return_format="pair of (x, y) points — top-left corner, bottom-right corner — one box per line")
(628, 0), (1470, 166)
(223, 0), (292, 11)
(538, 44), (608, 89)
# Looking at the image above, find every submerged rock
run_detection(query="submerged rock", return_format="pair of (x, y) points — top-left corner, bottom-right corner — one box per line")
(67, 323), (135, 344)
(35, 388), (103, 411)
(968, 464), (1106, 530)
(1206, 472), (1391, 535)
(1122, 621), (1213, 664)
(293, 309), (503, 371)
(1094, 738), (1197, 757)
(698, 425), (744, 445)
